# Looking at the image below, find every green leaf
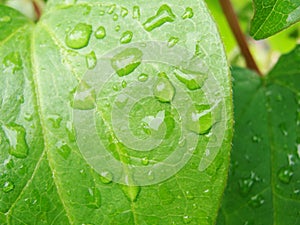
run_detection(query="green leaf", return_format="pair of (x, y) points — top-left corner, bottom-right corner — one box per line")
(217, 46), (300, 224)
(250, 0), (300, 39)
(0, 1), (232, 224)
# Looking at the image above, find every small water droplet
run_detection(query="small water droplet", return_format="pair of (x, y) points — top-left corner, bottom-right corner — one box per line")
(111, 48), (142, 77)
(187, 105), (212, 134)
(174, 69), (207, 90)
(2, 124), (29, 158)
(141, 157), (149, 165)
(99, 10), (105, 16)
(121, 7), (128, 17)
(115, 25), (121, 32)
(122, 185), (141, 202)
(182, 7), (194, 19)
(24, 113), (33, 121)
(73, 81), (96, 110)
(85, 51), (97, 69)
(153, 73), (175, 103)
(0, 16), (11, 23)
(3, 52), (22, 73)
(113, 14), (118, 21)
(185, 190), (194, 200)
(120, 31), (133, 44)
(132, 6), (141, 20)
(112, 84), (120, 91)
(100, 171), (113, 184)
(168, 37), (179, 48)
(48, 115), (62, 128)
(86, 186), (101, 209)
(248, 194), (265, 208)
(277, 166), (293, 184)
(183, 215), (192, 224)
(65, 23), (92, 49)
(239, 172), (257, 196)
(276, 94), (283, 101)
(2, 181), (14, 193)
(252, 135), (261, 143)
(121, 80), (127, 88)
(279, 123), (288, 136)
(138, 73), (149, 82)
(56, 141), (71, 159)
(107, 4), (116, 14)
(143, 4), (176, 32)
(94, 26), (106, 39)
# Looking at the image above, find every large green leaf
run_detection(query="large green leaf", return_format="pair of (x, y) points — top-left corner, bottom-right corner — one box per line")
(217, 46), (300, 224)
(0, 1), (232, 224)
(250, 0), (300, 39)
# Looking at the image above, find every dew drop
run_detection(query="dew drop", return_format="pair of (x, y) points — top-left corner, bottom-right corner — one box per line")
(65, 23), (92, 49)
(120, 31), (133, 44)
(112, 84), (120, 91)
(121, 7), (128, 17)
(252, 135), (261, 143)
(141, 157), (149, 165)
(143, 4), (176, 32)
(248, 194), (265, 208)
(2, 124), (29, 158)
(85, 51), (97, 69)
(3, 52), (22, 73)
(48, 115), (62, 128)
(168, 37), (179, 48)
(132, 6), (141, 20)
(99, 10), (105, 16)
(73, 81), (96, 110)
(183, 215), (192, 224)
(56, 141), (71, 159)
(138, 73), (149, 82)
(279, 123), (288, 136)
(277, 166), (293, 184)
(141, 122), (152, 135)
(24, 113), (33, 122)
(86, 186), (101, 209)
(111, 48), (143, 77)
(187, 105), (212, 134)
(153, 73), (175, 103)
(238, 172), (257, 196)
(113, 14), (118, 21)
(185, 190), (194, 200)
(121, 80), (127, 88)
(182, 7), (194, 19)
(0, 16), (11, 23)
(122, 185), (141, 202)
(107, 4), (116, 14)
(174, 69), (207, 90)
(100, 171), (113, 184)
(94, 26), (106, 39)
(115, 25), (121, 32)
(2, 181), (14, 193)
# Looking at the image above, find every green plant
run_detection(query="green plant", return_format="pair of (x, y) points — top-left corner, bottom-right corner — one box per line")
(0, 0), (299, 224)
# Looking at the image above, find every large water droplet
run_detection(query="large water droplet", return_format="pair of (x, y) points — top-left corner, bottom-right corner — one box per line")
(168, 37), (179, 48)
(94, 26), (106, 39)
(111, 48), (143, 77)
(153, 73), (175, 102)
(85, 51), (97, 69)
(143, 4), (176, 32)
(56, 141), (71, 159)
(132, 6), (141, 20)
(100, 171), (113, 184)
(187, 105), (212, 134)
(138, 73), (149, 82)
(120, 31), (133, 44)
(3, 52), (22, 73)
(122, 185), (141, 202)
(65, 23), (92, 49)
(277, 166), (293, 184)
(86, 186), (101, 209)
(182, 7), (194, 19)
(73, 81), (96, 110)
(2, 124), (29, 158)
(174, 69), (207, 90)
(248, 194), (265, 208)
(2, 181), (14, 193)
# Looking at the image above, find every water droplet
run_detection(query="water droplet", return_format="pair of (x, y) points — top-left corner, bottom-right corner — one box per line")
(2, 124), (29, 158)
(121, 7), (128, 17)
(248, 194), (265, 208)
(239, 172), (257, 196)
(174, 69), (207, 90)
(56, 141), (71, 159)
(48, 115), (62, 128)
(141, 157), (149, 165)
(252, 135), (261, 143)
(113, 14), (118, 21)
(132, 6), (141, 20)
(168, 37), (179, 48)
(183, 215), (192, 224)
(279, 123), (288, 136)
(107, 4), (116, 14)
(122, 185), (141, 202)
(24, 113), (33, 121)
(178, 137), (186, 147)
(86, 187), (101, 209)
(0, 16), (11, 23)
(121, 80), (127, 88)
(65, 23), (92, 49)
(3, 52), (22, 73)
(99, 9), (105, 16)
(143, 4), (176, 32)
(185, 190), (194, 200)
(120, 31), (133, 44)
(153, 73), (175, 102)
(73, 81), (96, 110)
(182, 7), (194, 19)
(187, 105), (212, 134)
(138, 73), (149, 82)
(94, 26), (106, 39)
(277, 166), (293, 184)
(141, 122), (152, 135)
(100, 171), (113, 184)
(112, 84), (120, 91)
(83, 5), (91, 15)
(115, 25), (121, 32)
(276, 94), (283, 101)
(111, 48), (143, 77)
(2, 181), (14, 193)
(85, 51), (97, 69)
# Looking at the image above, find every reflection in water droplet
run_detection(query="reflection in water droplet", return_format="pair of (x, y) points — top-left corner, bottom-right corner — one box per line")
(56, 141), (71, 159)
(122, 185), (141, 202)
(94, 26), (106, 39)
(85, 51), (97, 69)
(0, 16), (11, 23)
(87, 187), (101, 209)
(187, 105), (212, 134)
(111, 48), (142, 77)
(2, 124), (29, 158)
(249, 194), (265, 208)
(121, 7), (128, 17)
(143, 4), (176, 32)
(2, 181), (14, 193)
(174, 69), (207, 90)
(153, 73), (175, 103)
(182, 7), (194, 19)
(65, 23), (92, 49)
(278, 166), (293, 184)
(168, 37), (179, 48)
(48, 115), (62, 128)
(73, 81), (96, 110)
(100, 171), (113, 184)
(138, 73), (149, 82)
(183, 215), (192, 224)
(120, 31), (133, 44)
(3, 52), (23, 73)
(133, 6), (141, 20)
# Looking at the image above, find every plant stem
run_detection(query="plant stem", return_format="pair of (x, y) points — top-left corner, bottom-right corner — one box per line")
(32, 0), (41, 21)
(219, 0), (262, 76)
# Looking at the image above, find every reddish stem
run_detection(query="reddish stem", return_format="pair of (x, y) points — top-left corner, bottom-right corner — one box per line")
(32, 1), (41, 21)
